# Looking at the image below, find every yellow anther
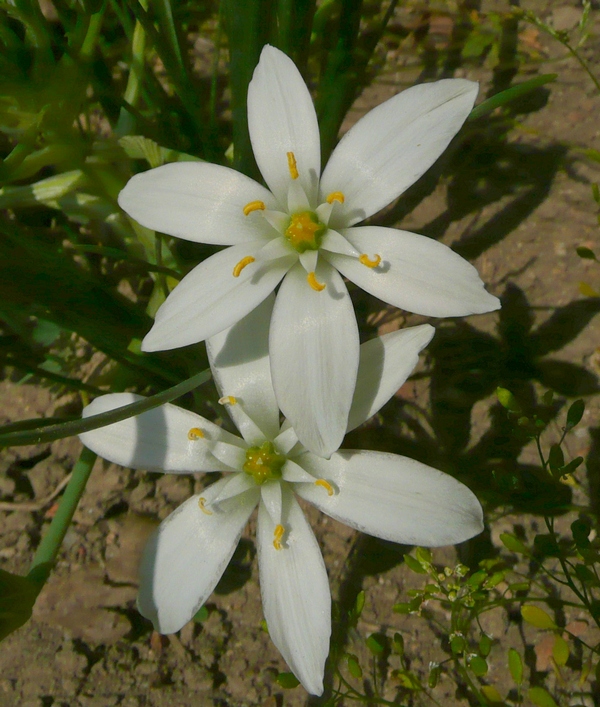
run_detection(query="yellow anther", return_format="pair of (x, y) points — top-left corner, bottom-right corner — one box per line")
(232, 256), (255, 277)
(315, 479), (334, 496)
(359, 253), (382, 268)
(273, 524), (285, 550)
(326, 191), (345, 204)
(243, 200), (266, 216)
(188, 427), (204, 440)
(219, 395), (237, 406)
(307, 272), (326, 292)
(287, 151), (299, 180)
(198, 497), (213, 515)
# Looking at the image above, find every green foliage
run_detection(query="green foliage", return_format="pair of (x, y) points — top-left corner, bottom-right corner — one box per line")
(275, 672), (300, 688)
(0, 569), (40, 642)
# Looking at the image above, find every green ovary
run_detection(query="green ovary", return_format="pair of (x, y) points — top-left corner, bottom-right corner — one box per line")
(284, 211), (326, 252)
(243, 441), (286, 485)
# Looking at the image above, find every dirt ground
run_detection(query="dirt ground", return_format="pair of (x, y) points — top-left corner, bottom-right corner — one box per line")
(1, 1), (600, 706)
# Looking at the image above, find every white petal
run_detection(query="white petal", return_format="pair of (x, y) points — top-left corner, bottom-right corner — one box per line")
(206, 440), (247, 469)
(270, 262), (359, 457)
(212, 472), (256, 504)
(287, 179), (311, 213)
(260, 480), (283, 525)
(296, 450), (484, 546)
(248, 45), (321, 206)
(257, 487), (330, 695)
(320, 79), (478, 225)
(258, 236), (296, 261)
(326, 226), (501, 317)
(207, 296), (280, 442)
(348, 324), (435, 431)
(298, 249), (318, 274)
(142, 241), (295, 352)
(321, 228), (359, 257)
(282, 459), (316, 484)
(80, 393), (242, 473)
(274, 425), (299, 455)
(263, 210), (290, 232)
(138, 480), (259, 633)
(118, 162), (278, 245)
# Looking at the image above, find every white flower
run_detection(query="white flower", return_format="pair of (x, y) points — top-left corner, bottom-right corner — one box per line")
(79, 299), (484, 695)
(118, 45), (499, 458)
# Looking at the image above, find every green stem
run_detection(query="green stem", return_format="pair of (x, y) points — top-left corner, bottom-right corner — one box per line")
(79, 6), (106, 60)
(0, 367), (211, 448)
(28, 447), (97, 585)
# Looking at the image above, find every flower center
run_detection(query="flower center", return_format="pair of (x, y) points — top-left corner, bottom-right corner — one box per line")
(284, 211), (326, 253)
(243, 441), (286, 485)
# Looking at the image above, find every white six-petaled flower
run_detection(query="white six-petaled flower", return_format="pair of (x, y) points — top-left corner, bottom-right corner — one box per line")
(79, 298), (484, 695)
(118, 44), (500, 459)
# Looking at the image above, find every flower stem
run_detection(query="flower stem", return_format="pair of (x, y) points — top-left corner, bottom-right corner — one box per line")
(27, 447), (97, 586)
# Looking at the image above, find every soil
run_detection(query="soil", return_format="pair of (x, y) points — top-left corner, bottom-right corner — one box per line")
(1, 1), (600, 706)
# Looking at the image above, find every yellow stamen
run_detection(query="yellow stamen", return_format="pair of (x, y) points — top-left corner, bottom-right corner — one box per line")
(198, 497), (213, 515)
(326, 191), (345, 204)
(307, 271), (326, 292)
(273, 524), (285, 550)
(287, 151), (299, 180)
(359, 253), (382, 268)
(219, 395), (237, 406)
(243, 200), (266, 216)
(232, 256), (255, 277)
(315, 479), (334, 496)
(188, 427), (204, 440)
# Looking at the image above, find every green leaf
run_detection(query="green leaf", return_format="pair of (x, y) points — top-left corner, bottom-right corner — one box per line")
(484, 571), (505, 589)
(548, 444), (565, 473)
(469, 74), (557, 120)
(428, 664), (440, 688)
(276, 672), (300, 688)
(541, 390), (554, 406)
(534, 534), (560, 557)
(345, 653), (362, 679)
(415, 547), (432, 564)
(469, 655), (488, 677)
(566, 399), (585, 429)
(394, 670), (422, 690)
(481, 685), (504, 704)
(479, 634), (492, 657)
(354, 590), (365, 619)
(528, 687), (558, 707)
(508, 581), (530, 593)
(118, 135), (202, 168)
(496, 387), (521, 412)
(571, 518), (592, 549)
(521, 605), (556, 630)
(574, 564), (596, 584)
(576, 245), (597, 260)
(392, 602), (411, 614)
(561, 456), (584, 476)
(508, 648), (523, 685)
(193, 606), (209, 622)
(500, 532), (529, 555)
(404, 554), (428, 574)
(366, 633), (385, 656)
(392, 632), (404, 656)
(579, 281), (600, 297)
(450, 635), (466, 654)
(552, 635), (569, 666)
(0, 569), (40, 642)
(467, 570), (487, 587)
